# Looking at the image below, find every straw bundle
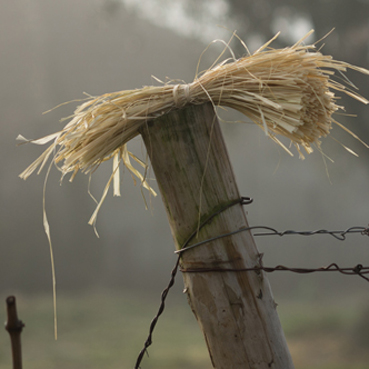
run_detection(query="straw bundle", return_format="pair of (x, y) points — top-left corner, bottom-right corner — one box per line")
(19, 31), (369, 214)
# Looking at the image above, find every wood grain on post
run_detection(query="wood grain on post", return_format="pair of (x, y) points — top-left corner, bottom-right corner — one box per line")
(140, 103), (294, 369)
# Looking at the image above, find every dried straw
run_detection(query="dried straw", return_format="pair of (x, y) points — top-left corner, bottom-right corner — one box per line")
(19, 30), (369, 217)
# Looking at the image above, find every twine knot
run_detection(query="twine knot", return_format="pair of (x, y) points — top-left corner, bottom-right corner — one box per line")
(172, 84), (191, 109)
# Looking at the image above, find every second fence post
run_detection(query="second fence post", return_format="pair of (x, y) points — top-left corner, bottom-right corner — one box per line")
(140, 103), (294, 369)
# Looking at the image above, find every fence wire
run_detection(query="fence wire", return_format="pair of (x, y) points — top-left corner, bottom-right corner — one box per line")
(180, 263), (369, 282)
(134, 196), (369, 369)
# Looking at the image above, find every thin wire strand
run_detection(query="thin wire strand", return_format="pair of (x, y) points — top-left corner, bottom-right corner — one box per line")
(180, 263), (369, 283)
(175, 225), (369, 254)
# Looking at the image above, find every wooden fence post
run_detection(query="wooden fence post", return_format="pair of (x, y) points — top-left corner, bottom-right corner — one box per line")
(140, 103), (294, 368)
(5, 296), (24, 369)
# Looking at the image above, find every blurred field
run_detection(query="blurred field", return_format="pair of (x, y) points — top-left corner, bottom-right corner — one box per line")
(1, 290), (369, 369)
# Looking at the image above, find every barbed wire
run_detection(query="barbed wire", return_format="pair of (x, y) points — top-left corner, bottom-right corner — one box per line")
(176, 225), (369, 254)
(180, 263), (369, 282)
(254, 226), (369, 239)
(134, 196), (369, 369)
(134, 256), (181, 369)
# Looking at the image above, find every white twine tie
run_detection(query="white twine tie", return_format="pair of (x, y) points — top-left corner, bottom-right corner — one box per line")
(172, 84), (191, 109)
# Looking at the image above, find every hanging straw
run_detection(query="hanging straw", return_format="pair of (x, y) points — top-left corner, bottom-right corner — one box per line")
(19, 30), (369, 214)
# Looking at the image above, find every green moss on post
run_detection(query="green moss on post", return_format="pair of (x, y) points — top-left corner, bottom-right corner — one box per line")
(140, 103), (294, 369)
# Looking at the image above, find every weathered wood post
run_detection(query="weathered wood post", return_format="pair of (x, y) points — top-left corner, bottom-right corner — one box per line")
(140, 103), (294, 368)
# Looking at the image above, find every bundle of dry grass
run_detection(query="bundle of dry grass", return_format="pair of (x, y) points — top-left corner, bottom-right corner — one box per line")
(19, 31), (369, 216)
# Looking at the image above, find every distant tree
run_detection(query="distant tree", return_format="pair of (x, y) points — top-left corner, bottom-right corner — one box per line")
(227, 0), (369, 138)
(227, 0), (369, 55)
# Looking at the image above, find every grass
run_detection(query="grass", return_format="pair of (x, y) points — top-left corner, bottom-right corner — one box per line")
(0, 290), (210, 369)
(1, 290), (369, 369)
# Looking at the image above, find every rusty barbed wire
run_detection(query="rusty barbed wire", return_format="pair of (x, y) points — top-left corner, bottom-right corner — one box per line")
(180, 263), (369, 282)
(175, 226), (369, 254)
(134, 196), (369, 369)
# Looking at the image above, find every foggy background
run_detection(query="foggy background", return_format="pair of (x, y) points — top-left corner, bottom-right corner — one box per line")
(1, 0), (369, 317)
